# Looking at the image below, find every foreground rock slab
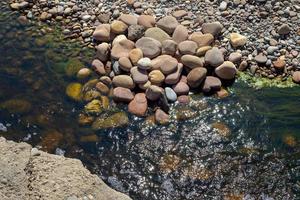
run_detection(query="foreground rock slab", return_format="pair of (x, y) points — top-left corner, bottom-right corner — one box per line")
(0, 137), (132, 200)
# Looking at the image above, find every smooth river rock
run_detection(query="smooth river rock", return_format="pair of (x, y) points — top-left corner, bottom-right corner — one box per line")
(113, 87), (134, 103)
(205, 47), (224, 67)
(215, 61), (237, 80)
(135, 37), (162, 59)
(187, 67), (207, 88)
(128, 93), (148, 116)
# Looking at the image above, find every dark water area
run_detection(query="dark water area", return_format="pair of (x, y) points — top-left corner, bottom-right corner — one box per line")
(0, 4), (299, 200)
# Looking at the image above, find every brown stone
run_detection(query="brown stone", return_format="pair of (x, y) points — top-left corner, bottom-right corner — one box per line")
(178, 41), (198, 55)
(119, 14), (138, 25)
(128, 93), (148, 116)
(190, 33), (214, 47)
(151, 55), (178, 75)
(135, 37), (162, 59)
(129, 48), (143, 65)
(138, 15), (156, 28)
(157, 16), (179, 34)
(187, 67), (207, 88)
(113, 87), (134, 103)
(172, 25), (188, 44)
(111, 39), (135, 59)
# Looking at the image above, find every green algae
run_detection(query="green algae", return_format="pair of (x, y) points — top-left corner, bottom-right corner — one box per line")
(237, 72), (296, 89)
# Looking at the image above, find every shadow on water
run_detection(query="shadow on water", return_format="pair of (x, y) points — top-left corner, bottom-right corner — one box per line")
(0, 3), (299, 200)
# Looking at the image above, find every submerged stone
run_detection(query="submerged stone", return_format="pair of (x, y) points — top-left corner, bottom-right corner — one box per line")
(0, 99), (32, 114)
(84, 99), (103, 114)
(66, 83), (82, 101)
(92, 112), (129, 130)
(65, 58), (85, 77)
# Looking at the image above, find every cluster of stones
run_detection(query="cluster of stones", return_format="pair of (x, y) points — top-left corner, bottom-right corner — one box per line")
(9, 0), (300, 82)
(84, 13), (243, 123)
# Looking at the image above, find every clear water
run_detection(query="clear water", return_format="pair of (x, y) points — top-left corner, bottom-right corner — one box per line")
(0, 4), (299, 199)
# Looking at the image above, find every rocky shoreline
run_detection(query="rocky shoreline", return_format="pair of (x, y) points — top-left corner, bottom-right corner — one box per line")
(7, 0), (300, 80)
(0, 137), (132, 200)
(6, 0), (300, 126)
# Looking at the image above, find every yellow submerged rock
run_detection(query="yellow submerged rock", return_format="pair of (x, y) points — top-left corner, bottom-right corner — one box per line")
(84, 99), (102, 114)
(66, 83), (82, 101)
(92, 112), (129, 130)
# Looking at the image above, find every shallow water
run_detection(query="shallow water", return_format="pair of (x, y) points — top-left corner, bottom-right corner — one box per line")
(0, 4), (299, 200)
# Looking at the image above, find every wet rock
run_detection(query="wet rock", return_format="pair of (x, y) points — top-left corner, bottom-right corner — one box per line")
(172, 81), (189, 95)
(78, 114), (94, 126)
(181, 55), (204, 69)
(119, 14), (138, 25)
(131, 66), (148, 84)
(175, 107), (197, 121)
(215, 61), (237, 80)
(111, 38), (135, 59)
(178, 40), (198, 55)
(165, 63), (183, 84)
(201, 21), (223, 37)
(145, 27), (171, 44)
(77, 68), (91, 79)
(187, 67), (207, 88)
(135, 37), (162, 59)
(112, 87), (134, 103)
(292, 71), (300, 83)
(157, 16), (179, 34)
(255, 53), (267, 64)
(93, 24), (111, 42)
(65, 59), (84, 77)
(230, 33), (247, 48)
(146, 85), (162, 101)
(0, 99), (31, 114)
(151, 55), (178, 75)
(155, 109), (170, 125)
(119, 57), (133, 72)
(177, 95), (190, 104)
(202, 76), (222, 93)
(111, 20), (128, 34)
(99, 76), (112, 86)
(92, 112), (129, 130)
(162, 40), (177, 56)
(137, 57), (152, 70)
(66, 83), (82, 101)
(212, 122), (230, 137)
(40, 130), (63, 152)
(95, 82), (110, 95)
(172, 25), (188, 44)
(278, 24), (291, 35)
(149, 70), (165, 85)
(138, 15), (156, 28)
(84, 99), (102, 114)
(165, 87), (177, 102)
(128, 25), (145, 41)
(96, 43), (110, 62)
(91, 59), (106, 75)
(129, 48), (143, 65)
(112, 75), (135, 89)
(205, 47), (224, 67)
(217, 88), (229, 98)
(190, 33), (214, 47)
(80, 134), (100, 143)
(83, 90), (101, 102)
(128, 93), (148, 116)
(238, 60), (248, 71)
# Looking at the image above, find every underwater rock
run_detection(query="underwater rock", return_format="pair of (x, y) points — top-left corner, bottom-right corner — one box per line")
(92, 112), (129, 130)
(40, 130), (64, 152)
(80, 134), (100, 143)
(65, 83), (82, 101)
(84, 99), (103, 114)
(159, 154), (181, 172)
(78, 114), (94, 126)
(283, 134), (297, 147)
(128, 93), (148, 116)
(211, 122), (231, 137)
(83, 90), (101, 102)
(65, 59), (85, 77)
(0, 99), (32, 114)
(175, 107), (197, 121)
(155, 109), (170, 125)
(77, 68), (91, 79)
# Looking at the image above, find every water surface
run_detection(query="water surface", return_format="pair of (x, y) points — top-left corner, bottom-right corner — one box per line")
(0, 4), (299, 199)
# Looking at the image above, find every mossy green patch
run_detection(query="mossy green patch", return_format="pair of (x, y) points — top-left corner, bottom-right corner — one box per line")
(66, 82), (82, 101)
(0, 99), (32, 114)
(92, 112), (129, 130)
(237, 72), (296, 89)
(65, 58), (85, 77)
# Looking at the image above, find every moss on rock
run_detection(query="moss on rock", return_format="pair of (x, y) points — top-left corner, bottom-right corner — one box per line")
(92, 112), (129, 130)
(66, 82), (82, 101)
